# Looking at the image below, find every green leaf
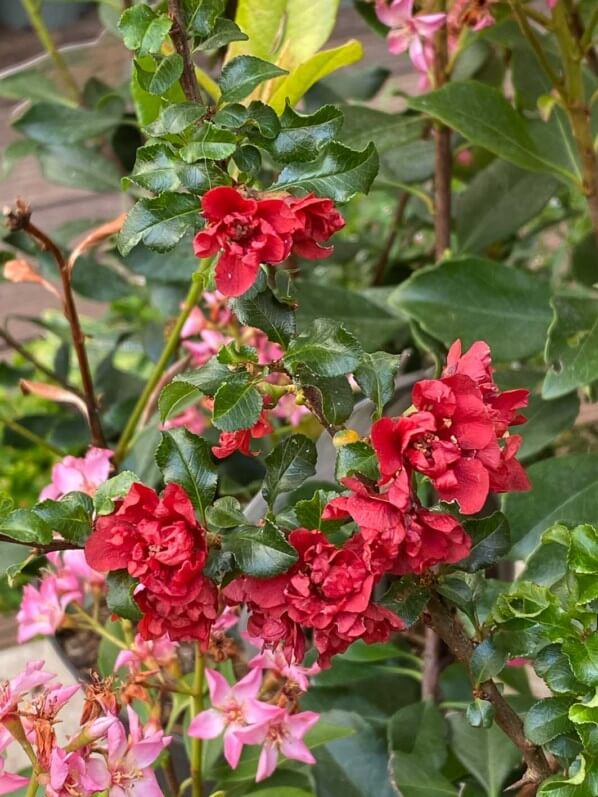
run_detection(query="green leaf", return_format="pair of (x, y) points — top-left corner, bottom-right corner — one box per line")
(381, 577), (431, 627)
(569, 524), (598, 574)
(13, 102), (120, 145)
(408, 81), (577, 183)
(389, 700), (449, 770)
(267, 103), (343, 163)
(38, 144), (121, 193)
(263, 434), (317, 506)
(543, 296), (598, 400)
(273, 141), (378, 203)
(298, 372), (355, 426)
(218, 55), (287, 103)
(227, 0), (287, 61)
(338, 105), (426, 156)
(563, 637), (598, 688)
(231, 284), (296, 346)
(448, 712), (521, 797)
(569, 694), (598, 727)
(466, 699), (495, 729)
(456, 160), (558, 253)
(0, 67), (69, 105)
(524, 697), (575, 745)
(212, 381), (263, 432)
(118, 5), (172, 54)
(354, 351), (401, 419)
(390, 256), (552, 361)
(145, 103), (206, 136)
(180, 125), (238, 161)
(155, 429), (218, 515)
(295, 490), (345, 532)
(535, 644), (586, 694)
(335, 441), (380, 482)
(106, 570), (142, 622)
(391, 752), (458, 797)
(206, 497), (246, 529)
(194, 18), (249, 51)
(0, 508), (51, 545)
(94, 471), (138, 515)
(284, 319), (363, 378)
(33, 492), (93, 546)
(147, 54), (184, 95)
(519, 393), (580, 460)
(459, 512), (511, 572)
(274, 0), (341, 68)
(175, 358), (234, 397)
(572, 234), (598, 289)
(118, 193), (199, 255)
(183, 0), (225, 35)
(127, 143), (182, 193)
(1, 139), (38, 179)
(504, 454), (598, 559)
(223, 522), (298, 577)
(471, 639), (506, 684)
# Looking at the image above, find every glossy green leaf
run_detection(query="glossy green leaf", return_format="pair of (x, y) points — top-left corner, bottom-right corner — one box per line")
(180, 125), (238, 161)
(525, 697), (575, 745)
(212, 381), (263, 431)
(175, 359), (235, 397)
(33, 492), (93, 546)
(273, 141), (378, 202)
(519, 393), (580, 460)
(381, 577), (431, 627)
(147, 54), (184, 95)
(0, 67), (69, 105)
(118, 5), (171, 54)
(391, 752), (458, 797)
(338, 105), (425, 155)
(194, 17), (248, 51)
(295, 490), (345, 532)
(335, 440), (379, 482)
(126, 143), (182, 193)
(459, 512), (511, 572)
(569, 524), (598, 574)
(106, 570), (142, 622)
(535, 644), (587, 694)
(263, 434), (317, 506)
(298, 372), (355, 427)
(206, 497), (246, 529)
(267, 103), (343, 163)
(13, 102), (120, 144)
(354, 351), (401, 419)
(223, 522), (298, 577)
(284, 319), (363, 378)
(391, 256), (552, 361)
(563, 637), (598, 688)
(94, 472), (138, 516)
(466, 699), (495, 729)
(155, 429), (218, 515)
(0, 508), (51, 545)
(231, 284), (296, 346)
(543, 296), (598, 399)
(118, 193), (199, 255)
(183, 0), (225, 35)
(471, 639), (507, 684)
(218, 55), (287, 102)
(38, 144), (121, 193)
(145, 103), (206, 136)
(504, 454), (598, 559)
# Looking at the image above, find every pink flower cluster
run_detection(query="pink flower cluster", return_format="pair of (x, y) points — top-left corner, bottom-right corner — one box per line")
(0, 661), (170, 796)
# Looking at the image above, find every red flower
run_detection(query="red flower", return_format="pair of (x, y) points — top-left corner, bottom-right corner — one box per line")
(211, 410), (273, 459)
(287, 195), (345, 259)
(136, 575), (218, 646)
(193, 187), (345, 297)
(392, 503), (470, 575)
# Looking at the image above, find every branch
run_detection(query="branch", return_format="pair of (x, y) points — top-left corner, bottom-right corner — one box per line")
(0, 534), (82, 553)
(4, 201), (107, 449)
(432, 5), (452, 259)
(167, 0), (203, 104)
(425, 594), (553, 786)
(422, 626), (441, 700)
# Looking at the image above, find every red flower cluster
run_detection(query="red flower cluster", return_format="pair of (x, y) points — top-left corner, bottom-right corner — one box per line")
(193, 186), (345, 297)
(85, 483), (217, 645)
(224, 529), (402, 668)
(212, 409), (273, 459)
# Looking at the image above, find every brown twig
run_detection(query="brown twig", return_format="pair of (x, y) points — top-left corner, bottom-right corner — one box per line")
(0, 533), (82, 552)
(167, 0), (203, 104)
(425, 594), (553, 786)
(432, 2), (452, 259)
(421, 626), (441, 700)
(372, 193), (409, 286)
(5, 201), (107, 449)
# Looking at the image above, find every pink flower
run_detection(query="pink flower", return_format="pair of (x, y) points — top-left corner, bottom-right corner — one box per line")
(271, 393), (309, 427)
(376, 0), (446, 72)
(47, 748), (110, 797)
(212, 606), (240, 633)
(236, 708), (320, 782)
(188, 668), (280, 768)
(162, 405), (208, 436)
(40, 447), (113, 500)
(17, 575), (82, 643)
(114, 634), (178, 674)
(0, 661), (54, 722)
(249, 649), (320, 692)
(0, 727), (28, 795)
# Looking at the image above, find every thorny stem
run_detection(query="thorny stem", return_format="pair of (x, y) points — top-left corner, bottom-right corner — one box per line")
(0, 415), (66, 457)
(167, 0), (204, 104)
(20, 0), (81, 103)
(4, 204), (107, 449)
(425, 594), (553, 786)
(191, 645), (205, 797)
(432, 0), (452, 260)
(114, 264), (209, 464)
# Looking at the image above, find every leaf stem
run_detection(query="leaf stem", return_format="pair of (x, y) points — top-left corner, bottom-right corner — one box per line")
(190, 644), (204, 797)
(0, 414), (66, 457)
(20, 0), (81, 103)
(72, 604), (129, 649)
(113, 263), (208, 464)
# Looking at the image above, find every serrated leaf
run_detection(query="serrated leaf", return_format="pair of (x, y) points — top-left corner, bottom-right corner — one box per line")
(335, 441), (379, 481)
(301, 373), (355, 427)
(33, 492), (93, 545)
(458, 513), (511, 572)
(159, 380), (202, 422)
(284, 319), (363, 378)
(218, 55), (287, 103)
(381, 577), (431, 627)
(148, 54), (184, 95)
(13, 102), (120, 145)
(563, 637), (598, 688)
(274, 141), (378, 202)
(126, 143), (181, 193)
(183, 0), (225, 35)
(534, 644), (586, 694)
(176, 358), (237, 397)
(524, 697), (575, 745)
(0, 508), (51, 545)
(118, 5), (172, 54)
(194, 18), (248, 51)
(471, 639), (506, 685)
(39, 144), (121, 193)
(568, 525), (598, 575)
(263, 434), (317, 506)
(231, 284), (296, 346)
(106, 570), (142, 622)
(212, 381), (263, 431)
(180, 125), (238, 161)
(223, 522), (298, 577)
(94, 472), (138, 515)
(354, 351), (400, 419)
(145, 102), (206, 135)
(118, 193), (199, 255)
(267, 103), (343, 163)
(155, 429), (217, 515)
(206, 497), (246, 529)
(543, 296), (598, 400)
(295, 490), (344, 532)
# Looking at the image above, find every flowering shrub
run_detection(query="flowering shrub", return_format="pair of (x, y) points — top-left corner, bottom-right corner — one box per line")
(0, 0), (597, 795)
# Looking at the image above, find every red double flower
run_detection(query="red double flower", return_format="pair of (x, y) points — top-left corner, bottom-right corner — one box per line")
(193, 186), (345, 297)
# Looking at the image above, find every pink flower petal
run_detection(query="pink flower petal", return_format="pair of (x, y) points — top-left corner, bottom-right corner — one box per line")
(223, 728), (244, 768)
(280, 735), (316, 766)
(412, 12), (446, 38)
(205, 669), (231, 708)
(188, 709), (226, 740)
(231, 667), (262, 702)
(387, 27), (413, 55)
(256, 743), (279, 782)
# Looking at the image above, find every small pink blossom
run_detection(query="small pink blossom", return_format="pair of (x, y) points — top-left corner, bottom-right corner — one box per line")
(212, 606), (240, 633)
(115, 634), (178, 674)
(376, 0), (446, 73)
(236, 707), (320, 782)
(188, 668), (280, 768)
(40, 447), (113, 500)
(271, 393), (309, 427)
(162, 405), (208, 436)
(0, 661), (54, 721)
(17, 575), (82, 643)
(0, 727), (28, 795)
(47, 748), (110, 797)
(249, 649), (320, 692)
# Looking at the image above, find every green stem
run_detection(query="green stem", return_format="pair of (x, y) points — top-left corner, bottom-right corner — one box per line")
(580, 4), (598, 52)
(24, 773), (38, 797)
(0, 415), (66, 457)
(113, 264), (209, 464)
(191, 645), (205, 797)
(20, 0), (81, 103)
(72, 605), (129, 649)
(509, 0), (565, 91)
